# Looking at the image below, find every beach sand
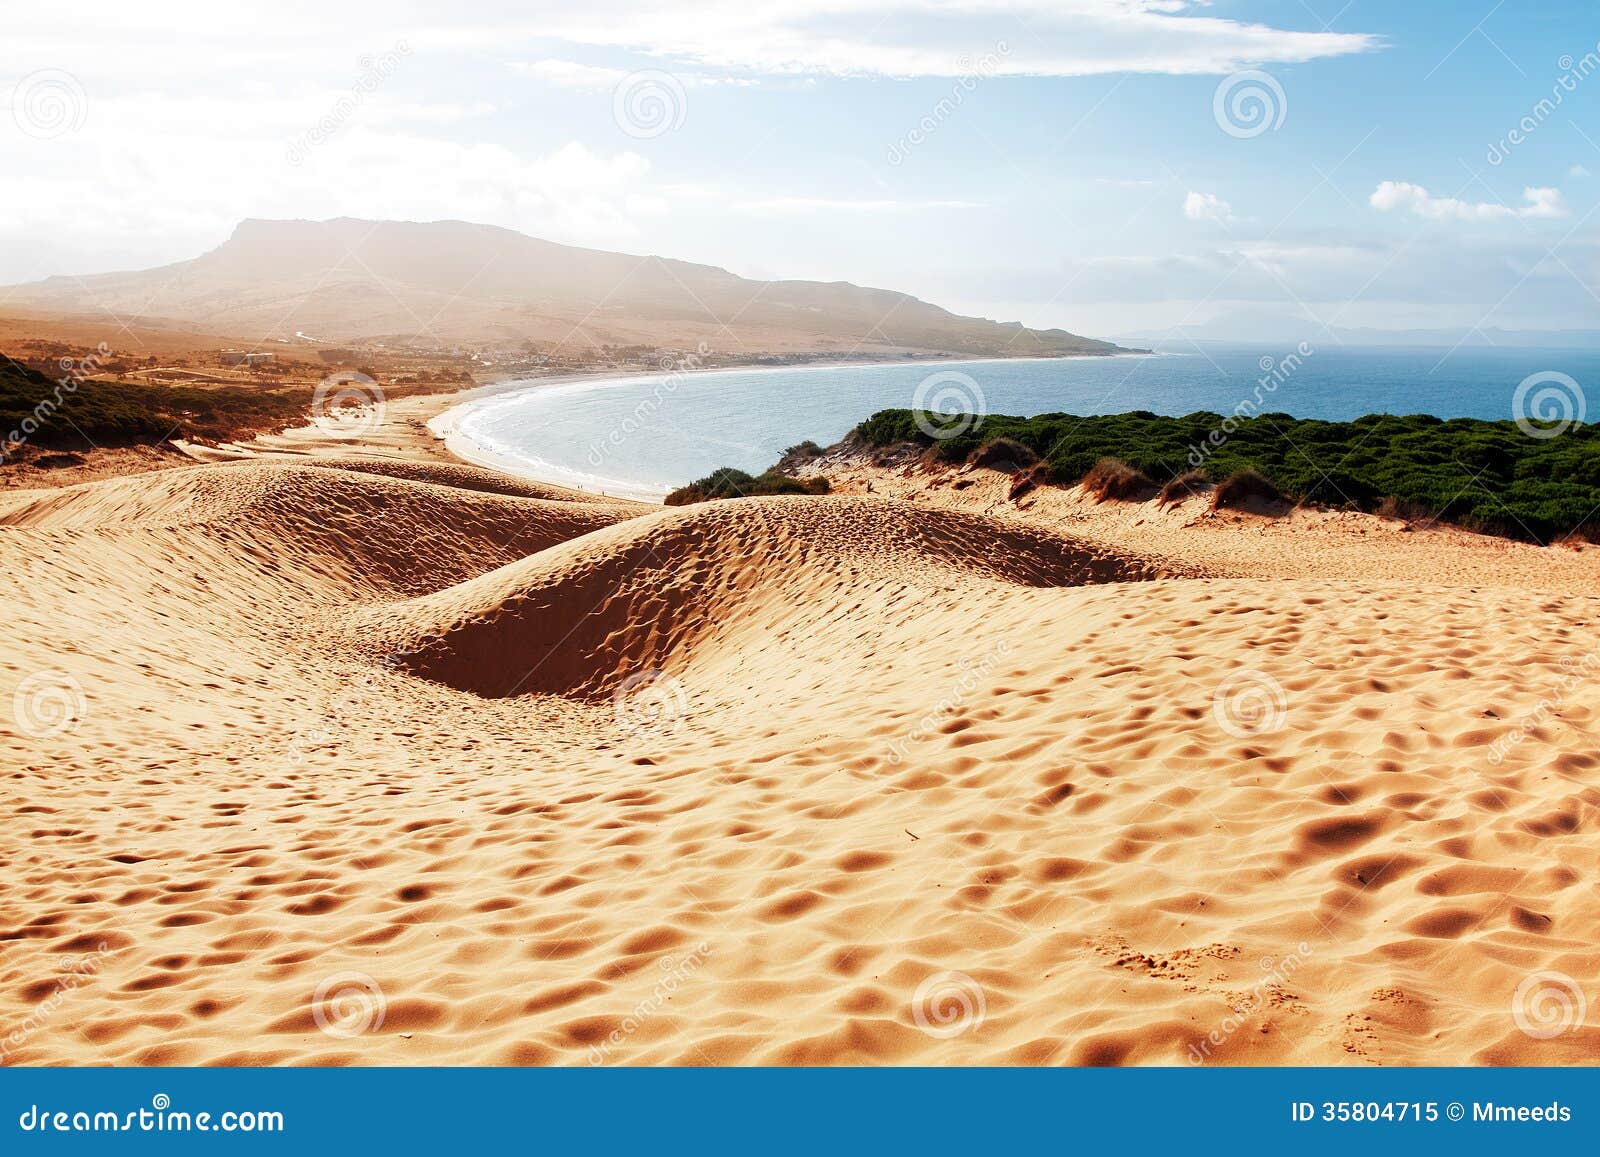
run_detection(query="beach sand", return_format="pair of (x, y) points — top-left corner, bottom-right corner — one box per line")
(3, 404), (1599, 1066)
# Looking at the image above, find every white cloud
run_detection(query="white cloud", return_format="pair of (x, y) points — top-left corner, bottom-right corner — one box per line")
(1520, 186), (1569, 218)
(734, 197), (980, 212)
(533, 0), (1379, 78)
(0, 97), (666, 280)
(1183, 191), (1234, 224)
(0, 1), (1385, 303)
(1369, 181), (1569, 222)
(362, 98), (498, 125)
(510, 60), (630, 91)
(512, 58), (760, 91)
(1572, 164), (1592, 178)
(2, 2), (1377, 84)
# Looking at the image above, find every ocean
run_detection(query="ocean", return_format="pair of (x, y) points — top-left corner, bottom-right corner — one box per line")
(441, 345), (1598, 502)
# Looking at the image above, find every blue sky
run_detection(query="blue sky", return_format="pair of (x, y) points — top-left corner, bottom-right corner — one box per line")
(3, 0), (1597, 338)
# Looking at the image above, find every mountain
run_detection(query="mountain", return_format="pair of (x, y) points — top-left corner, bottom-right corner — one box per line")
(5, 218), (1125, 358)
(1114, 309), (1600, 350)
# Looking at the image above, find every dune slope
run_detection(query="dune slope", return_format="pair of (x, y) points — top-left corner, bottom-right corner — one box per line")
(371, 496), (1188, 699)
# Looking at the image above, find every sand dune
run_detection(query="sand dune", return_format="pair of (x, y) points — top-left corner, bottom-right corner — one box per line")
(370, 497), (1188, 700)
(3, 456), (1599, 1066)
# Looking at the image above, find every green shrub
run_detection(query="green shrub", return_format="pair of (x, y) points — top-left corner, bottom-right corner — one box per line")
(665, 467), (831, 506)
(0, 354), (313, 455)
(852, 406), (1600, 543)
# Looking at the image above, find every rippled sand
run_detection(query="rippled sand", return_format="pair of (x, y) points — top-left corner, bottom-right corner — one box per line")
(3, 456), (1598, 1065)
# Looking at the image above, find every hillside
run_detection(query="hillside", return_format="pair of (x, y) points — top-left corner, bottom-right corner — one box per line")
(3, 218), (1125, 360)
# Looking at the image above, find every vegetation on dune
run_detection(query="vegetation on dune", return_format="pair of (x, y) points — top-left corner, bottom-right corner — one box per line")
(1157, 469), (1211, 507)
(664, 466), (831, 506)
(0, 354), (313, 456)
(854, 407), (1600, 543)
(1211, 466), (1288, 512)
(771, 440), (828, 473)
(0, 352), (443, 462)
(963, 436), (1037, 470)
(1080, 456), (1158, 503)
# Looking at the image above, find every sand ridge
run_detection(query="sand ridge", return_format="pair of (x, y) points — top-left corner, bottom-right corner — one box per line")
(368, 495), (1191, 700)
(3, 455), (1600, 1065)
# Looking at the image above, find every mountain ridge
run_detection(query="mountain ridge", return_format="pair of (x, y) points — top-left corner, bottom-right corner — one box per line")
(7, 218), (1127, 359)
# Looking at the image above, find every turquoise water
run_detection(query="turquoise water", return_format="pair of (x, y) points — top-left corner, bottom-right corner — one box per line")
(447, 346), (1599, 501)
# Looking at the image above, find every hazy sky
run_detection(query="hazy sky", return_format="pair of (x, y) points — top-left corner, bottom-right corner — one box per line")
(3, 1), (1597, 338)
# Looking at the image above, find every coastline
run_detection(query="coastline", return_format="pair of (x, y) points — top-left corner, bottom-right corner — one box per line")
(159, 368), (643, 495)
(428, 351), (1166, 504)
(0, 348), (1151, 497)
(426, 373), (675, 504)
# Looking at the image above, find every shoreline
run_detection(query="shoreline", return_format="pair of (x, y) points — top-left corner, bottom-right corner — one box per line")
(428, 351), (1167, 504)
(0, 348), (1181, 497)
(170, 351), (1136, 503)
(153, 367), (645, 493)
(426, 369), (677, 503)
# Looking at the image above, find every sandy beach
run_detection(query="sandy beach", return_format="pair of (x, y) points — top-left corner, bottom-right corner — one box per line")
(2, 382), (1599, 1067)
(423, 355), (1157, 504)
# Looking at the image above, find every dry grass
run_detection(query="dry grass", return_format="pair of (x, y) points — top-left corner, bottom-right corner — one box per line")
(965, 437), (1039, 471)
(1081, 457), (1158, 503)
(1156, 470), (1213, 507)
(1212, 468), (1289, 514)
